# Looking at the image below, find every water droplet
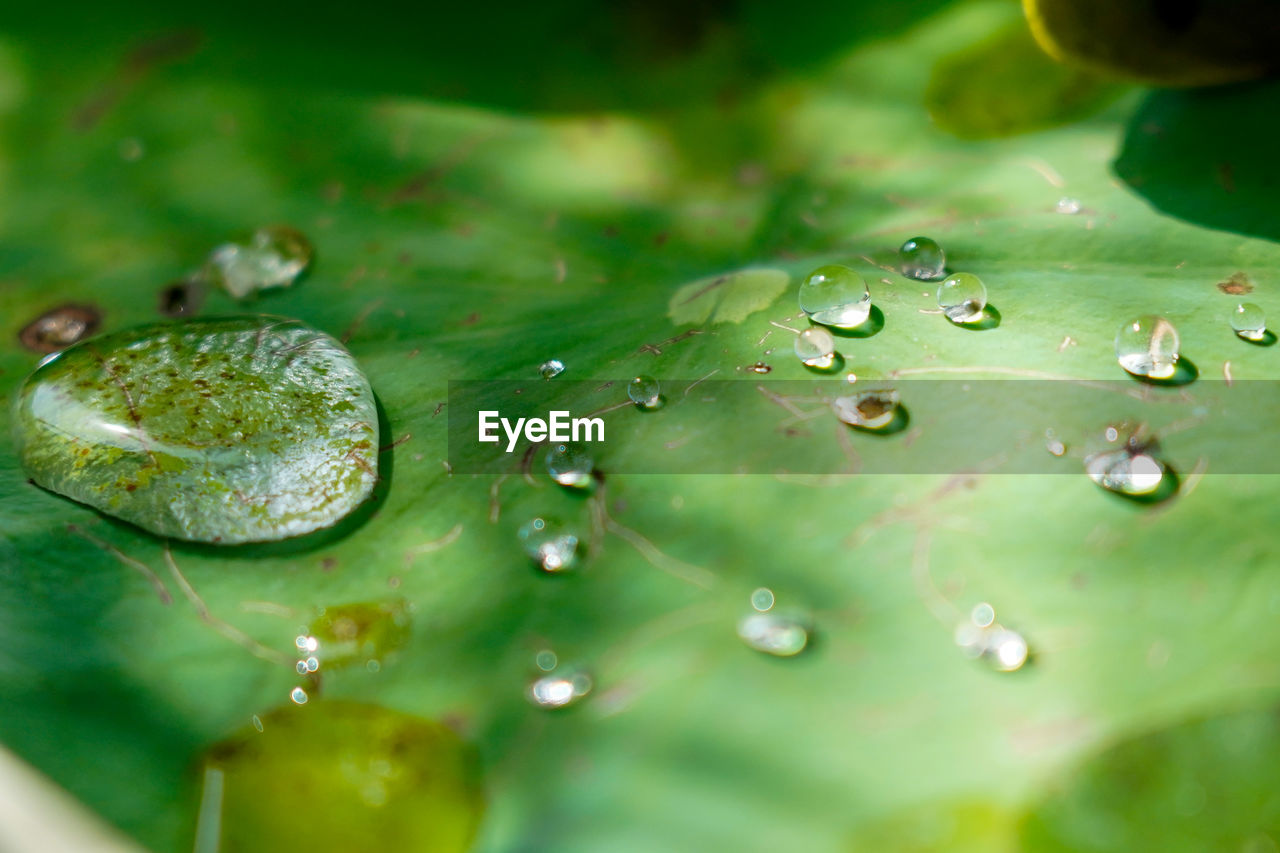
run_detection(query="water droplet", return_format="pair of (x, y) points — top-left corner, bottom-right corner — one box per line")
(366, 659), (381, 672)
(1116, 315), (1180, 380)
(295, 635), (319, 654)
(535, 650), (559, 671)
(832, 389), (900, 430)
(1231, 303), (1267, 341)
(738, 611), (809, 657)
(750, 587), (776, 612)
(937, 273), (987, 324)
(794, 327), (836, 369)
(1104, 426), (1120, 443)
(798, 265), (871, 328)
(988, 628), (1028, 671)
(528, 670), (592, 709)
(207, 225), (312, 299)
(544, 443), (593, 488)
(251, 714), (264, 733)
(295, 660), (309, 674)
(205, 702), (483, 850)
(1055, 197), (1082, 215)
(898, 236), (946, 280)
(309, 600), (411, 670)
(747, 361), (772, 374)
(305, 656), (319, 672)
(627, 375), (661, 408)
(1045, 429), (1067, 457)
(539, 359), (565, 380)
(18, 304), (102, 354)
(12, 316), (379, 543)
(1085, 445), (1167, 496)
(518, 517), (579, 572)
(971, 602), (996, 628)
(290, 687), (308, 705)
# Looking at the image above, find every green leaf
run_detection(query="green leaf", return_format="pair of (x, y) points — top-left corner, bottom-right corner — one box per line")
(668, 268), (790, 325)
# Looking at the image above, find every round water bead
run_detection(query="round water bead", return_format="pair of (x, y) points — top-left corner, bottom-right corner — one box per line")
(750, 587), (776, 612)
(207, 225), (312, 299)
(737, 611), (809, 657)
(898, 236), (946, 280)
(12, 316), (379, 543)
(936, 273), (987, 323)
(1085, 446), (1166, 496)
(798, 264), (872, 328)
(528, 670), (592, 709)
(1055, 197), (1082, 215)
(1115, 315), (1180, 379)
(1231, 303), (1267, 341)
(627, 375), (661, 408)
(545, 442), (593, 488)
(19, 304), (101, 354)
(539, 359), (565, 380)
(987, 628), (1029, 672)
(518, 517), (579, 572)
(794, 326), (836, 369)
(832, 389), (900, 430)
(289, 687), (309, 705)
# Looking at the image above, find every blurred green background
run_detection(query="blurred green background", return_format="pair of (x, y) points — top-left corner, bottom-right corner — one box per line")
(2, 0), (1280, 850)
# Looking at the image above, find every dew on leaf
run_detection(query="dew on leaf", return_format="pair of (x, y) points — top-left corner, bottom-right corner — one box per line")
(290, 687), (309, 705)
(206, 225), (313, 299)
(832, 390), (900, 431)
(738, 611), (809, 657)
(12, 316), (379, 543)
(295, 635), (319, 654)
(528, 669), (592, 709)
(937, 273), (987, 324)
(898, 236), (946, 280)
(627, 375), (661, 408)
(545, 443), (593, 489)
(18, 304), (101, 354)
(799, 264), (871, 328)
(794, 327), (836, 369)
(1230, 303), (1267, 341)
(535, 650), (558, 671)
(750, 587), (776, 612)
(1116, 315), (1180, 379)
(1085, 445), (1168, 497)
(539, 359), (565, 379)
(518, 517), (579, 572)
(1055, 197), (1082, 214)
(954, 603), (1028, 672)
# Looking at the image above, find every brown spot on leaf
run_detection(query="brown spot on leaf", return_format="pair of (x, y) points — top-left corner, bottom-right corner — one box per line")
(1217, 271), (1254, 295)
(19, 304), (102, 353)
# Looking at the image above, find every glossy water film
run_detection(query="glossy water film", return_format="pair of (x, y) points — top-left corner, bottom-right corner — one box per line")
(798, 264), (871, 328)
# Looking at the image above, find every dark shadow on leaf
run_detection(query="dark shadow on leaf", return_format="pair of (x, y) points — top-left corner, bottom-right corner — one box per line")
(1125, 356), (1198, 387)
(949, 304), (1000, 331)
(1094, 464), (1180, 506)
(1115, 81), (1280, 243)
(1236, 329), (1277, 347)
(803, 352), (846, 375)
(827, 304), (884, 339)
(845, 403), (910, 437)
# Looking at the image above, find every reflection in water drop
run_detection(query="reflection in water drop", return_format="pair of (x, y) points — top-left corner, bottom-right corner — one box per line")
(290, 687), (309, 705)
(528, 670), (592, 709)
(899, 236), (946, 280)
(207, 225), (312, 299)
(545, 443), (593, 488)
(795, 327), (836, 369)
(937, 273), (987, 324)
(539, 359), (566, 380)
(799, 265), (872, 328)
(627, 375), (661, 408)
(1116, 315), (1180, 379)
(518, 517), (579, 572)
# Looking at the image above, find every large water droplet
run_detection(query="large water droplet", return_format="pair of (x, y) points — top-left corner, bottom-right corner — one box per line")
(204, 702), (483, 852)
(798, 265), (871, 328)
(545, 442), (593, 488)
(528, 669), (592, 709)
(898, 236), (946, 280)
(18, 304), (101, 354)
(310, 600), (411, 669)
(539, 359), (565, 380)
(832, 389), (900, 430)
(12, 316), (378, 543)
(794, 327), (837, 369)
(1116, 315), (1180, 379)
(627, 375), (661, 408)
(937, 273), (987, 323)
(518, 517), (579, 572)
(1085, 443), (1168, 497)
(207, 225), (312, 299)
(1230, 303), (1267, 341)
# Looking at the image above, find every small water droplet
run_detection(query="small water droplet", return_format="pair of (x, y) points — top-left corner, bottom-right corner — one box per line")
(988, 628), (1028, 671)
(518, 517), (579, 572)
(954, 604), (1028, 671)
(544, 443), (593, 488)
(794, 327), (837, 369)
(738, 611), (809, 657)
(1116, 315), (1180, 379)
(528, 670), (592, 709)
(898, 236), (946, 280)
(750, 587), (776, 612)
(18, 304), (102, 354)
(832, 389), (900, 430)
(1231, 303), (1267, 341)
(747, 361), (772, 374)
(305, 656), (319, 672)
(295, 635), (319, 654)
(295, 659), (309, 674)
(290, 687), (309, 705)
(937, 273), (987, 324)
(799, 265), (871, 328)
(535, 650), (559, 671)
(1085, 444), (1167, 496)
(1055, 197), (1082, 215)
(539, 359), (565, 380)
(1104, 426), (1120, 443)
(627, 375), (661, 408)
(366, 659), (381, 672)
(251, 714), (264, 732)
(207, 225), (313, 299)
(971, 602), (996, 628)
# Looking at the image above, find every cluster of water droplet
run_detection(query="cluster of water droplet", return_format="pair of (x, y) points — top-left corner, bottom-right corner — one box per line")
(291, 634), (321, 704)
(518, 517), (579, 572)
(954, 603), (1028, 672)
